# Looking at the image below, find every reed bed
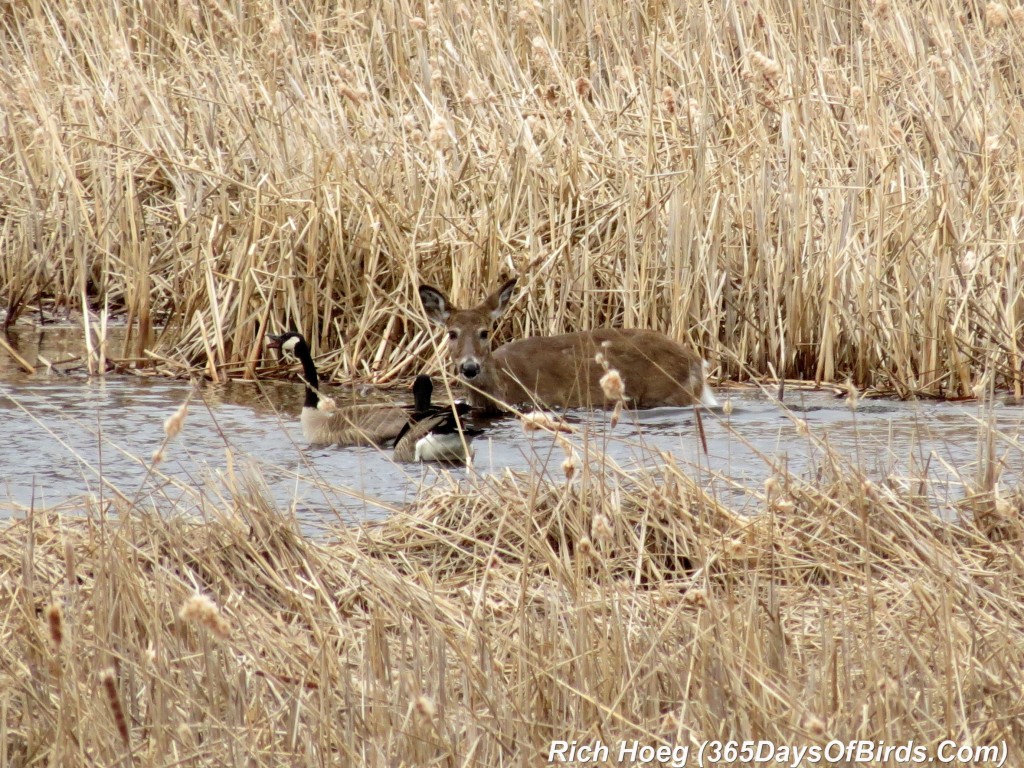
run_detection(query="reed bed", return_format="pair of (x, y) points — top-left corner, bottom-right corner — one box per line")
(1, 0), (1023, 395)
(2, 419), (1023, 766)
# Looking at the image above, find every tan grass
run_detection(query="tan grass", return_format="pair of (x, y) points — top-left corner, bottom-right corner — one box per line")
(0, 0), (1021, 396)
(2, 430), (1023, 764)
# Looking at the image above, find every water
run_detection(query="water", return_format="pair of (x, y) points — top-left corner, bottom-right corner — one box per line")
(2, 325), (1023, 530)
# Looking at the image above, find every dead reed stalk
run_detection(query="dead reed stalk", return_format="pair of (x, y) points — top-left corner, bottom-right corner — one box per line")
(0, 0), (1020, 397)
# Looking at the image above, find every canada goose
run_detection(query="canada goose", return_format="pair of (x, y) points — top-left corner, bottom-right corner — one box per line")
(392, 375), (483, 463)
(266, 332), (410, 446)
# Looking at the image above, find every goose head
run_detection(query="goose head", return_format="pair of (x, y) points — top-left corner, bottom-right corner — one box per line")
(266, 332), (309, 361)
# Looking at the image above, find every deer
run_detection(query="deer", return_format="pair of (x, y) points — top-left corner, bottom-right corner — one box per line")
(418, 278), (718, 414)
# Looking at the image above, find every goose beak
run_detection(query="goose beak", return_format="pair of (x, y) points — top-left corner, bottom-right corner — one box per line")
(266, 334), (284, 350)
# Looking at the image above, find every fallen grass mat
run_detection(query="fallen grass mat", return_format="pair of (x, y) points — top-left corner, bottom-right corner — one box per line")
(1, 457), (1023, 766)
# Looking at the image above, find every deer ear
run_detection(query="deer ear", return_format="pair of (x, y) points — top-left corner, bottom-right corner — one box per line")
(487, 278), (518, 320)
(419, 285), (452, 326)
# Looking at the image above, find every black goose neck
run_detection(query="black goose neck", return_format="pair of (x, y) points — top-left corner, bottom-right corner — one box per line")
(412, 376), (434, 414)
(295, 340), (320, 409)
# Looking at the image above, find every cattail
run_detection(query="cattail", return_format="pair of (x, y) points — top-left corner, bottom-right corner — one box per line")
(986, 2), (1009, 27)
(578, 535), (594, 558)
(722, 399), (733, 416)
(561, 452), (578, 480)
(428, 116), (450, 151)
(682, 588), (708, 608)
(600, 369), (625, 401)
(338, 84), (366, 103)
(267, 16), (284, 48)
(413, 695), (436, 722)
(773, 497), (795, 513)
(409, 16), (427, 30)
(179, 594), (231, 640)
(521, 411), (575, 434)
(318, 395), (337, 413)
(610, 400), (623, 429)
(984, 134), (1001, 159)
(845, 378), (859, 410)
(662, 86), (677, 114)
(575, 77), (591, 98)
(46, 603), (63, 649)
(1012, 7), (1024, 26)
(591, 513), (613, 544)
(802, 713), (826, 737)
(749, 51), (781, 85)
(100, 668), (130, 745)
(163, 402), (188, 439)
(64, 540), (76, 588)
(151, 448), (164, 465)
(685, 98), (702, 126)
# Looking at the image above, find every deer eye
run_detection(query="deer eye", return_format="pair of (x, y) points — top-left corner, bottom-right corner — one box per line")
(448, 329), (459, 341)
(478, 329), (489, 341)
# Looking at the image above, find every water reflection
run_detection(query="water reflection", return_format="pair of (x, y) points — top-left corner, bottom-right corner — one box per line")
(2, 327), (1023, 529)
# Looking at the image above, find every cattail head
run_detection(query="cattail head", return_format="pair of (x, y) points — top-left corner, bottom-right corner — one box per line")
(338, 83), (367, 103)
(428, 115), (450, 151)
(662, 86), (677, 114)
(163, 402), (188, 439)
(600, 369), (625, 401)
(773, 497), (795, 513)
(609, 400), (622, 429)
(100, 668), (130, 745)
(722, 398), (733, 416)
(749, 51), (782, 85)
(987, 2), (1009, 27)
(317, 395), (337, 413)
(802, 713), (827, 737)
(578, 535), (594, 558)
(591, 513), (613, 544)
(46, 603), (63, 649)
(64, 540), (76, 588)
(561, 452), (579, 480)
(845, 378), (859, 410)
(413, 695), (436, 722)
(682, 588), (708, 609)
(521, 411), (575, 434)
(179, 594), (231, 640)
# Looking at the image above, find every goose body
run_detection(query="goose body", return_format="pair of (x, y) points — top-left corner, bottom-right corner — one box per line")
(267, 332), (409, 447)
(392, 376), (483, 463)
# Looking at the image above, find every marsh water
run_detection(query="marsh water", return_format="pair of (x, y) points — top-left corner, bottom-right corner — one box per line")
(2, 324), (1023, 531)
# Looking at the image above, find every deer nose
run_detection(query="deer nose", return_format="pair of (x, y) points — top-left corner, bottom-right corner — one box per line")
(460, 361), (481, 379)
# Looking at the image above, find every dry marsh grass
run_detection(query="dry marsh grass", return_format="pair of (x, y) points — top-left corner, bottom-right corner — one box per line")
(2, 429), (1023, 766)
(1, 0), (1023, 395)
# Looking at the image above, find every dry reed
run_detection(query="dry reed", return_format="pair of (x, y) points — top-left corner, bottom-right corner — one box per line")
(2, 423), (1023, 765)
(0, 0), (1021, 397)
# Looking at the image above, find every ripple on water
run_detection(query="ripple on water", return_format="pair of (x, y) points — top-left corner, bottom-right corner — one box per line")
(1, 374), (1022, 528)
